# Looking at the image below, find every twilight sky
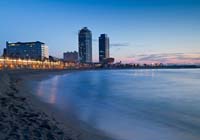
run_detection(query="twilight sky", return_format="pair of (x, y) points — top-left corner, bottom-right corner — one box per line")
(0, 0), (200, 64)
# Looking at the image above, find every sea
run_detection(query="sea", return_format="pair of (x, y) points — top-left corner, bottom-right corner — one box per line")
(32, 69), (200, 140)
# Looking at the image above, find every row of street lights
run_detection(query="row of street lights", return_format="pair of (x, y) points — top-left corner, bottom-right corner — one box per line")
(0, 58), (64, 70)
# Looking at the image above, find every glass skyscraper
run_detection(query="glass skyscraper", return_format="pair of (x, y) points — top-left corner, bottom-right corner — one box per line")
(78, 27), (92, 63)
(99, 34), (110, 63)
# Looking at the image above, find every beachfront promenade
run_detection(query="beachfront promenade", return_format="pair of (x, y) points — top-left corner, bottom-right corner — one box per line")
(0, 58), (77, 70)
(1, 58), (199, 70)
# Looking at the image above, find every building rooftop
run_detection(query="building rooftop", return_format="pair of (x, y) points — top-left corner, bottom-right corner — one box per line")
(7, 41), (45, 45)
(79, 27), (91, 33)
(100, 34), (108, 38)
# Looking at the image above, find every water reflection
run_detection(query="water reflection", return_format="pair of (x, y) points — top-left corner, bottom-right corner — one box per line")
(36, 81), (44, 97)
(48, 76), (59, 104)
(36, 76), (59, 104)
(33, 69), (200, 140)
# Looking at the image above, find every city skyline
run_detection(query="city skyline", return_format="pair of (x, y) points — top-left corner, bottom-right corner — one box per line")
(0, 0), (200, 64)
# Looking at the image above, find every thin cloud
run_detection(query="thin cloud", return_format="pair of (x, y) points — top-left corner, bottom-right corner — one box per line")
(110, 43), (130, 47)
(128, 52), (200, 64)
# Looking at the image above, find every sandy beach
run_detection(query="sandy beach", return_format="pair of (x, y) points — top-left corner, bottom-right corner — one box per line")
(0, 70), (114, 140)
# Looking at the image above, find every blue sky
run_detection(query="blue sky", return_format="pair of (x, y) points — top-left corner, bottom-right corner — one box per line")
(0, 0), (200, 63)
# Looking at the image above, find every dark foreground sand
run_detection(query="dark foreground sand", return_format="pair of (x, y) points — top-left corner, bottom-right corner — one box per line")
(0, 70), (114, 140)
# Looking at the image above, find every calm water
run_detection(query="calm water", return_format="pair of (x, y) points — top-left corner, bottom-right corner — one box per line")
(33, 69), (200, 140)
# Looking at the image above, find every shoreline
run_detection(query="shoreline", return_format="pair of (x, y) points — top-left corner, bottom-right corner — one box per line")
(0, 70), (115, 140)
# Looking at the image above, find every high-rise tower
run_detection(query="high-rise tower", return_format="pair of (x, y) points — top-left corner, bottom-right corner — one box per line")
(78, 27), (92, 63)
(99, 34), (110, 63)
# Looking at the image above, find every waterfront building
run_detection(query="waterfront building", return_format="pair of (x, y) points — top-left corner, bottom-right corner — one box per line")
(5, 41), (49, 60)
(78, 27), (92, 63)
(103, 57), (115, 64)
(49, 56), (60, 62)
(63, 51), (78, 62)
(3, 48), (7, 58)
(99, 34), (110, 63)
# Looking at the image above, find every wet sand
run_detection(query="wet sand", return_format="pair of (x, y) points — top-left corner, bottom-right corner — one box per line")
(0, 70), (114, 140)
